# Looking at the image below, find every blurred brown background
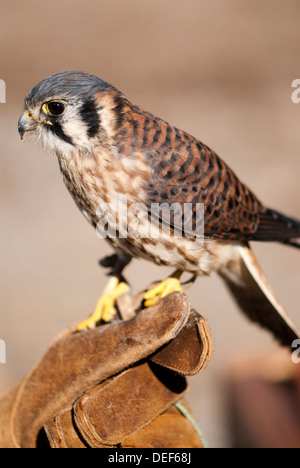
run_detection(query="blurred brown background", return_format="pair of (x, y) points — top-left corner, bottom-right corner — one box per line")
(0, 0), (299, 447)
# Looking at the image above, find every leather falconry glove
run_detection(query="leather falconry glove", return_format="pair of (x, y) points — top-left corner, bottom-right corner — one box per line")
(0, 289), (212, 448)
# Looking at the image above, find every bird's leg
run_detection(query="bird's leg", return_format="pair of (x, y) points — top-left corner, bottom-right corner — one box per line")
(77, 253), (131, 331)
(144, 269), (183, 308)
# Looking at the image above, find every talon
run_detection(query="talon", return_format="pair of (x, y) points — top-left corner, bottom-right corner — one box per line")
(77, 277), (130, 331)
(144, 272), (183, 308)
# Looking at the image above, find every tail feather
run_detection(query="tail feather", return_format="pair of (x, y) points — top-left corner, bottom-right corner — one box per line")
(255, 208), (300, 247)
(218, 244), (299, 348)
(283, 238), (300, 249)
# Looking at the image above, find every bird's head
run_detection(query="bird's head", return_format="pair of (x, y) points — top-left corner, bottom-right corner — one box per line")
(18, 71), (125, 156)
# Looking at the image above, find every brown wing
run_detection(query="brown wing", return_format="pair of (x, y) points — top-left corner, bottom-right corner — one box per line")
(123, 104), (262, 241)
(115, 102), (300, 243)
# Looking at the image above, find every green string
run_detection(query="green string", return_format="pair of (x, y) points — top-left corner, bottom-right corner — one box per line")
(174, 401), (209, 448)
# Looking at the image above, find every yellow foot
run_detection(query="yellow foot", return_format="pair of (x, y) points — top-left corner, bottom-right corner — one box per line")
(77, 276), (130, 331)
(144, 276), (183, 308)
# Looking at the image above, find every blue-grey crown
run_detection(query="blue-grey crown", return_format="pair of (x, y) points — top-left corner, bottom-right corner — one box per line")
(25, 71), (116, 106)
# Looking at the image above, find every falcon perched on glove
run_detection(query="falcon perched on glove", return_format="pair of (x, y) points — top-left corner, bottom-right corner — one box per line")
(18, 71), (300, 346)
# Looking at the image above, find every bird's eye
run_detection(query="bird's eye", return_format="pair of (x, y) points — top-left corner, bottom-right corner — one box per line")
(42, 101), (66, 116)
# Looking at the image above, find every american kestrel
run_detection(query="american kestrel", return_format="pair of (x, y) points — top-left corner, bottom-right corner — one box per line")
(18, 71), (300, 346)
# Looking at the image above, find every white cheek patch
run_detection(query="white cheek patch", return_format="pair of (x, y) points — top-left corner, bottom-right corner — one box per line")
(34, 125), (74, 159)
(61, 117), (91, 150)
(32, 117), (92, 160)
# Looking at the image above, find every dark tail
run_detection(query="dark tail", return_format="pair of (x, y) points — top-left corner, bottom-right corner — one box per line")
(254, 208), (300, 248)
(283, 238), (300, 249)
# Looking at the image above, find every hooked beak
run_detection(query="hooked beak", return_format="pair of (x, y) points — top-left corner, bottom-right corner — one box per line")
(18, 112), (37, 140)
